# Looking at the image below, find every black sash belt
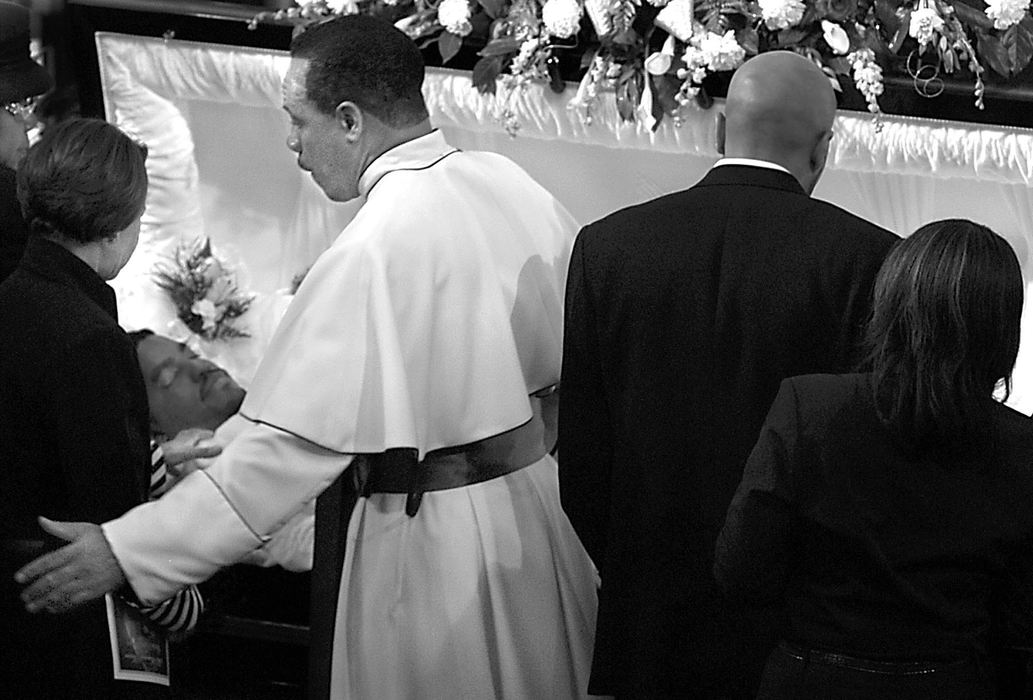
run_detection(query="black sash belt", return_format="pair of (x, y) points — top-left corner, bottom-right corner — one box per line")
(355, 417), (548, 516)
(307, 418), (547, 699)
(779, 641), (969, 675)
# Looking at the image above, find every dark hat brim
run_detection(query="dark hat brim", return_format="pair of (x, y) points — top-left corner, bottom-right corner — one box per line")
(0, 58), (52, 105)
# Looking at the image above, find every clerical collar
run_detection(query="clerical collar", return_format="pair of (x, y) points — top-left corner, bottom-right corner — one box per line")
(358, 130), (460, 197)
(713, 157), (792, 175)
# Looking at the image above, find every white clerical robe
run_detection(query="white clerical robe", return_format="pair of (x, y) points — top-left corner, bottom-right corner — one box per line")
(103, 131), (599, 698)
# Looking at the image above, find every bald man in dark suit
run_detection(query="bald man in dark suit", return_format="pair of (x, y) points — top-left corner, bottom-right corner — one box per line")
(559, 51), (899, 699)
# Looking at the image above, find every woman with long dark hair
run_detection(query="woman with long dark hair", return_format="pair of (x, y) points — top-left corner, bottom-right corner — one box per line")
(714, 219), (1033, 698)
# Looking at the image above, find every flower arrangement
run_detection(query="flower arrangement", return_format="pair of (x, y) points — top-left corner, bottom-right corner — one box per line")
(250, 0), (1033, 130)
(153, 238), (255, 341)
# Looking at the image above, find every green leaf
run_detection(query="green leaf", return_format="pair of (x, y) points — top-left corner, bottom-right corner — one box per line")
(478, 37), (523, 56)
(826, 56), (850, 75)
(873, 0), (902, 35)
(616, 71), (641, 122)
(472, 55), (505, 94)
(649, 75), (667, 129)
(477, 0), (506, 19)
(952, 2), (994, 31)
(888, 9), (910, 54)
(704, 12), (725, 33)
(736, 27), (759, 55)
(977, 17), (1033, 78)
(777, 28), (810, 47)
(438, 31), (464, 64)
(612, 28), (640, 47)
(653, 73), (681, 116)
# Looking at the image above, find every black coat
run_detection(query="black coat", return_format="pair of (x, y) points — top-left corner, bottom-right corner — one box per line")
(0, 237), (162, 698)
(559, 164), (899, 698)
(715, 373), (1033, 689)
(0, 164), (28, 284)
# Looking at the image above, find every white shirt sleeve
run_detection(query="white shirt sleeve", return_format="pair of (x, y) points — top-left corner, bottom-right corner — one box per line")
(103, 420), (352, 605)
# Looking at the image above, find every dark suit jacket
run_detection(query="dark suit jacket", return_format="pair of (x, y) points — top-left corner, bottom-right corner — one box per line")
(559, 164), (898, 698)
(715, 373), (1033, 692)
(0, 164), (28, 284)
(0, 237), (163, 698)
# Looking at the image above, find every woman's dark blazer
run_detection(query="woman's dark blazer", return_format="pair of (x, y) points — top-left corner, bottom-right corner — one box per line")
(716, 373), (1033, 673)
(0, 236), (163, 698)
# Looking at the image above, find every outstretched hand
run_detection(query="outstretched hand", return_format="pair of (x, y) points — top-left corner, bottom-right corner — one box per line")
(162, 427), (222, 470)
(14, 517), (127, 614)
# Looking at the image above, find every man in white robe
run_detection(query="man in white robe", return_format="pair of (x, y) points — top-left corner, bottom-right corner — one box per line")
(16, 15), (598, 700)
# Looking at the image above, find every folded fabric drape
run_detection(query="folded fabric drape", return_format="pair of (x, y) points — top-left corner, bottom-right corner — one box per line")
(95, 31), (1033, 413)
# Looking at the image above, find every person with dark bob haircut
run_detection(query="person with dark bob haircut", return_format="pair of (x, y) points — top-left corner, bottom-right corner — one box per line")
(18, 117), (148, 250)
(714, 219), (1033, 699)
(0, 118), (204, 698)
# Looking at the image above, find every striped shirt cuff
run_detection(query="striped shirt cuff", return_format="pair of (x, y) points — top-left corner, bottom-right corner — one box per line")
(135, 584), (204, 633)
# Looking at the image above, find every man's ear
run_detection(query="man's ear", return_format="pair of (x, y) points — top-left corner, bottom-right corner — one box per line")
(715, 112), (726, 156)
(810, 128), (833, 175)
(335, 101), (362, 141)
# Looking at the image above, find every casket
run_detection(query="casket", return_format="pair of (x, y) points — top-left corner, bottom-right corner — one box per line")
(58, 0), (1033, 408)
(39, 2), (1033, 695)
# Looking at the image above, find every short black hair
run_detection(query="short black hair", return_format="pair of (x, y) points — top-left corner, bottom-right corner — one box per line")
(17, 117), (148, 243)
(290, 14), (429, 128)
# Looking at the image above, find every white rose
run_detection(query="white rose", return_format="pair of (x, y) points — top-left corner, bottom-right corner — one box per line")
(191, 299), (220, 332)
(437, 0), (473, 37)
(985, 0), (1030, 30)
(699, 30), (746, 72)
(759, 0), (806, 30)
(821, 20), (850, 55)
(542, 0), (583, 38)
(908, 6), (944, 46)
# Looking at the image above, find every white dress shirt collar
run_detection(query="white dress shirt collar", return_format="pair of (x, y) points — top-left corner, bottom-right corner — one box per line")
(713, 157), (792, 175)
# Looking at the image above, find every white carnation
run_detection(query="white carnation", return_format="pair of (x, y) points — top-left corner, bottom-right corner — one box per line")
(437, 0), (473, 36)
(699, 30), (746, 72)
(759, 0), (806, 30)
(985, 0), (1030, 30)
(542, 0), (583, 38)
(908, 6), (944, 46)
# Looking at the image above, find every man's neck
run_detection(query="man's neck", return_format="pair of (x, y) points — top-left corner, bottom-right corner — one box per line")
(368, 119), (434, 162)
